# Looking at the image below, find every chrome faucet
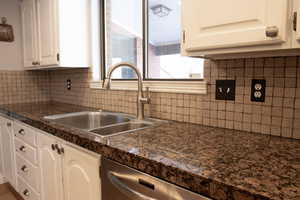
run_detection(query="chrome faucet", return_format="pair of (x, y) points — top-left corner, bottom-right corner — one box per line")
(102, 62), (150, 120)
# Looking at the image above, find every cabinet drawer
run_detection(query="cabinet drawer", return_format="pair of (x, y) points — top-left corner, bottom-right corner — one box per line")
(17, 176), (40, 200)
(14, 122), (37, 147)
(15, 138), (38, 165)
(16, 154), (40, 192)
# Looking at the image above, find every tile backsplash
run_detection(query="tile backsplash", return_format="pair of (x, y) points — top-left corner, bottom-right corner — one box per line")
(205, 57), (300, 139)
(0, 70), (50, 104)
(1, 56), (300, 139)
(49, 56), (300, 139)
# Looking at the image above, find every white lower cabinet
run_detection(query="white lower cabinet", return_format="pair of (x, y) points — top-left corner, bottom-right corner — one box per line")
(16, 154), (40, 192)
(0, 119), (101, 200)
(18, 176), (40, 200)
(0, 116), (16, 188)
(37, 134), (101, 200)
(62, 145), (101, 200)
(38, 133), (64, 200)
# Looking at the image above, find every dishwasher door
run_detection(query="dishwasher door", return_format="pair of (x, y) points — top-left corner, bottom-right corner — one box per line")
(101, 158), (211, 200)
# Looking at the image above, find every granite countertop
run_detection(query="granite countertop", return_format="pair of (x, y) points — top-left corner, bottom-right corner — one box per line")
(0, 101), (299, 200)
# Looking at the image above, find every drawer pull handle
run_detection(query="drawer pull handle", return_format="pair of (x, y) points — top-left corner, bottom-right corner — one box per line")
(57, 147), (64, 155)
(23, 189), (30, 197)
(18, 129), (25, 135)
(19, 146), (26, 152)
(21, 165), (29, 173)
(6, 122), (11, 127)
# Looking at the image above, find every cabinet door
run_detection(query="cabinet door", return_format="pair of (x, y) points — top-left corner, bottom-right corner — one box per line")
(21, 0), (39, 68)
(36, 0), (59, 66)
(0, 118), (16, 188)
(37, 134), (63, 200)
(182, 0), (289, 51)
(62, 145), (100, 200)
(293, 0), (300, 47)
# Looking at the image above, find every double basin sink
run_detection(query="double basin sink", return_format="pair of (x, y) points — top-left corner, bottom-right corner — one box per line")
(44, 111), (163, 138)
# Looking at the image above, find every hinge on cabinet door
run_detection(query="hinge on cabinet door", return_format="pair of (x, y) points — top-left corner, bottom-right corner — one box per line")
(182, 30), (186, 43)
(293, 12), (298, 31)
(57, 53), (60, 62)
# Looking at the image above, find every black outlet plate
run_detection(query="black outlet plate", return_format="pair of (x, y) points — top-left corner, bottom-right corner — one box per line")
(67, 79), (71, 90)
(251, 79), (266, 102)
(216, 80), (236, 101)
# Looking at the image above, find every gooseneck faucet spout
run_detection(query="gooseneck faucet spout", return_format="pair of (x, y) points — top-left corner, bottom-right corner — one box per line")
(102, 62), (150, 120)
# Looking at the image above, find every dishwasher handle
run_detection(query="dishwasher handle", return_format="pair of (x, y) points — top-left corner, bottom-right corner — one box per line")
(108, 171), (158, 200)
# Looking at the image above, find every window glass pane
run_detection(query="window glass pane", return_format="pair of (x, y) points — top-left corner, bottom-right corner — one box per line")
(105, 0), (143, 79)
(148, 0), (203, 79)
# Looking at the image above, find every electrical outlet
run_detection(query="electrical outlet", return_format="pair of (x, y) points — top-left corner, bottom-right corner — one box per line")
(67, 79), (71, 90)
(251, 79), (266, 102)
(216, 80), (236, 101)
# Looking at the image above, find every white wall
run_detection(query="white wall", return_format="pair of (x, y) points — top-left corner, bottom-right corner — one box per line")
(0, 0), (23, 70)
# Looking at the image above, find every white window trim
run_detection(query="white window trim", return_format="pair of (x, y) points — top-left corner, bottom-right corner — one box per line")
(89, 80), (207, 94)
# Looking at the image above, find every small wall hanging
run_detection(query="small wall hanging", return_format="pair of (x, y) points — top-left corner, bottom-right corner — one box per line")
(0, 17), (14, 42)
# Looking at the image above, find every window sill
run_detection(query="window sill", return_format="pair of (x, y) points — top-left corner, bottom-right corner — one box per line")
(89, 80), (207, 94)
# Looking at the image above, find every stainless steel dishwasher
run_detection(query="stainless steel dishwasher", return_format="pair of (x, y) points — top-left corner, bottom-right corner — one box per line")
(101, 158), (211, 200)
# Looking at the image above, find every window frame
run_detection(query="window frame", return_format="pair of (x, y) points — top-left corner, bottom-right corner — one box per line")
(99, 0), (204, 82)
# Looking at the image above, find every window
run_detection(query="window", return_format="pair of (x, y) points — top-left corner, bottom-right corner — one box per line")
(104, 0), (143, 79)
(102, 0), (204, 80)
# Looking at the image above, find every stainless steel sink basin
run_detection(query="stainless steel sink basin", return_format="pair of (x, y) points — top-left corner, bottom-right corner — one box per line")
(44, 111), (165, 139)
(44, 111), (133, 131)
(90, 121), (152, 137)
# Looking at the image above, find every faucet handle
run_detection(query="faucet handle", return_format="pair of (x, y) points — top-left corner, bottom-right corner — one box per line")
(102, 78), (110, 89)
(141, 87), (151, 104)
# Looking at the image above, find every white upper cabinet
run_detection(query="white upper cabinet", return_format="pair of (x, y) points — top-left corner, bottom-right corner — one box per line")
(20, 0), (39, 68)
(21, 0), (91, 69)
(293, 0), (300, 47)
(36, 0), (59, 66)
(182, 0), (300, 59)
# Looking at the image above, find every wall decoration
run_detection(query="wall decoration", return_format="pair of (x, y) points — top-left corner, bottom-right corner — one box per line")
(0, 17), (14, 42)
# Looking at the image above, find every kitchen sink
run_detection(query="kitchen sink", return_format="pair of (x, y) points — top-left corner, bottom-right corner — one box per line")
(44, 111), (133, 131)
(44, 111), (164, 138)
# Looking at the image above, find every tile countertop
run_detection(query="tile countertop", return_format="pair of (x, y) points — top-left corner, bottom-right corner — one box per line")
(0, 102), (299, 200)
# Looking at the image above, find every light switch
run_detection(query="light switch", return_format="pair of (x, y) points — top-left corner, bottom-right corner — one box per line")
(215, 80), (236, 101)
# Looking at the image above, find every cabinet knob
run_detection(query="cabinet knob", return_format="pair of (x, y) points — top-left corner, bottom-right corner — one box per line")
(6, 122), (11, 127)
(18, 129), (25, 135)
(51, 144), (56, 151)
(266, 26), (279, 38)
(23, 189), (30, 197)
(21, 165), (28, 173)
(32, 61), (40, 65)
(19, 146), (26, 152)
